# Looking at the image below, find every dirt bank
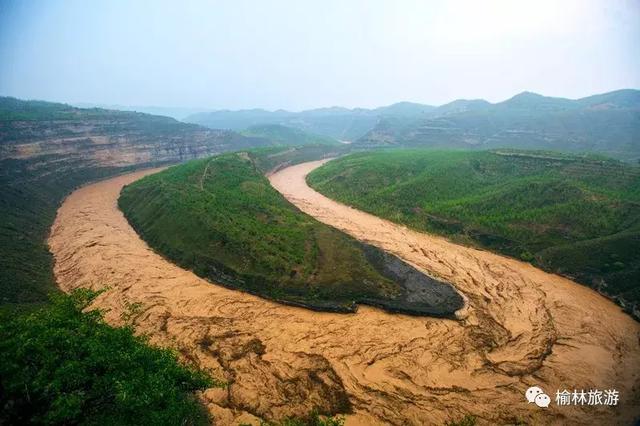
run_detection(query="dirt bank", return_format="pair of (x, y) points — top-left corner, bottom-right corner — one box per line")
(49, 162), (640, 425)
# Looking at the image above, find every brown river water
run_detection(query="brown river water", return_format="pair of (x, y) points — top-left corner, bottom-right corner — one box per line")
(48, 160), (640, 425)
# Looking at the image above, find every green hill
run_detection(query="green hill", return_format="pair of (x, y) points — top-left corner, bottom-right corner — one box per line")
(307, 149), (640, 319)
(119, 148), (463, 316)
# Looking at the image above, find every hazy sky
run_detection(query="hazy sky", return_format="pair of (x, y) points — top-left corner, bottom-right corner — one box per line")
(1, 0), (639, 110)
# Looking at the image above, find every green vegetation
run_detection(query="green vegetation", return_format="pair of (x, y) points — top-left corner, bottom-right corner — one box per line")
(445, 415), (477, 426)
(307, 149), (640, 318)
(0, 289), (215, 425)
(241, 124), (340, 146)
(0, 96), (94, 121)
(0, 96), (180, 125)
(119, 148), (462, 314)
(119, 152), (395, 311)
(253, 411), (345, 426)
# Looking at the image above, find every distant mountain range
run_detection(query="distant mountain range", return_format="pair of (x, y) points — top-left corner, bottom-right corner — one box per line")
(357, 89), (640, 160)
(185, 89), (640, 160)
(184, 102), (437, 142)
(13, 89), (640, 161)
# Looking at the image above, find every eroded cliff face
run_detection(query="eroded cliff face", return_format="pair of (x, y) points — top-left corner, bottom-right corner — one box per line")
(0, 115), (267, 167)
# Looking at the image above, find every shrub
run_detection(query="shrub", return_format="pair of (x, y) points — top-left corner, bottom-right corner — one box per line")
(0, 289), (215, 425)
(445, 414), (477, 426)
(256, 410), (346, 426)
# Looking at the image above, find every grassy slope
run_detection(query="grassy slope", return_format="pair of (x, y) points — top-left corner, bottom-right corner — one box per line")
(119, 148), (462, 315)
(119, 152), (398, 311)
(307, 149), (640, 317)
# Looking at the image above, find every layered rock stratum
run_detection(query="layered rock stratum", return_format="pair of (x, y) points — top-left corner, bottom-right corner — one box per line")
(0, 113), (266, 167)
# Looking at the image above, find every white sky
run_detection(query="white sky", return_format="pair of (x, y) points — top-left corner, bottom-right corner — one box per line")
(1, 0), (638, 110)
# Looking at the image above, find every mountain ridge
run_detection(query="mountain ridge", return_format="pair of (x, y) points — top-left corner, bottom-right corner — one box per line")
(356, 89), (640, 160)
(184, 89), (639, 150)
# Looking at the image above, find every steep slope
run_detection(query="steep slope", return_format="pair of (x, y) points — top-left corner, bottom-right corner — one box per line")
(357, 90), (640, 160)
(307, 150), (640, 318)
(0, 97), (270, 305)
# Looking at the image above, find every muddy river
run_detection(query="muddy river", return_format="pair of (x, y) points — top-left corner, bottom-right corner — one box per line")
(48, 160), (640, 425)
